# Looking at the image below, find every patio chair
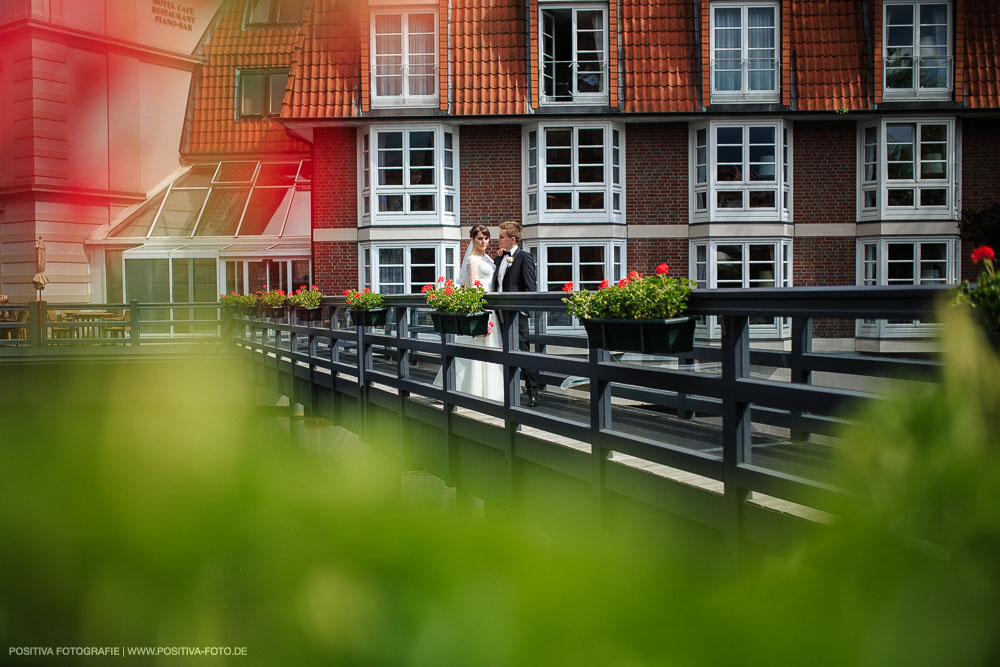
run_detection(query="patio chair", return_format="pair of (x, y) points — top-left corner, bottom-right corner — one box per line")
(106, 308), (131, 339)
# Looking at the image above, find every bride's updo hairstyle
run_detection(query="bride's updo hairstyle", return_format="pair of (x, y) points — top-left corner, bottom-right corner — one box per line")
(469, 224), (489, 241)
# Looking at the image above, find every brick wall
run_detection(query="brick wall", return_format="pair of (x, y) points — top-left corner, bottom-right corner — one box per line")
(312, 241), (358, 294)
(626, 238), (689, 278)
(959, 119), (1000, 279)
(792, 120), (857, 226)
(312, 127), (357, 230)
(311, 127), (358, 292)
(793, 236), (854, 286)
(460, 125), (522, 226)
(625, 123), (688, 225)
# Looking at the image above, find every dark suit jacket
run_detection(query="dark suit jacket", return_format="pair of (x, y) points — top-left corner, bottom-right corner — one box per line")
(493, 248), (537, 293)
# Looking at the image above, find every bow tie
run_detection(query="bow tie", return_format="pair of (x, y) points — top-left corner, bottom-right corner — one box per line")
(502, 250), (512, 257)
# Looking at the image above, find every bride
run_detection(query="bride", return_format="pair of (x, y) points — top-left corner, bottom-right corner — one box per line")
(435, 225), (504, 401)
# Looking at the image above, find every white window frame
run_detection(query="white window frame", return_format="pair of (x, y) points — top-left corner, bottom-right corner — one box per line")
(690, 119), (792, 223)
(359, 242), (460, 295)
(709, 2), (780, 104)
(538, 4), (609, 106)
(882, 1), (952, 101)
(359, 125), (459, 226)
(245, 0), (304, 26)
(690, 238), (792, 340)
(524, 122), (625, 225)
(526, 239), (626, 330)
(856, 236), (958, 338)
(856, 118), (958, 221)
(370, 10), (438, 109)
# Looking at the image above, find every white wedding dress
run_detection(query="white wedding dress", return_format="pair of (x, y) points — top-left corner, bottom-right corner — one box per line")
(434, 253), (504, 402)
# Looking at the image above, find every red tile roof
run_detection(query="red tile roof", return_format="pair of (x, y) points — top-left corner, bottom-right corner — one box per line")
(283, 0), (361, 118)
(790, 0), (870, 111)
(451, 0), (527, 115)
(182, 0), (308, 155)
(964, 0), (1000, 108)
(620, 0), (699, 113)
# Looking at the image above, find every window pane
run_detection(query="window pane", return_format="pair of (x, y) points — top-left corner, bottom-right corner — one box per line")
(409, 194), (434, 211)
(546, 193), (572, 209)
(920, 188), (947, 206)
(240, 73), (263, 115)
(195, 188), (250, 236)
(547, 246), (572, 263)
(268, 71), (287, 114)
(240, 188), (291, 235)
(256, 163), (297, 186)
(578, 192), (605, 209)
(887, 189), (915, 206)
(379, 195), (404, 211)
(152, 189), (208, 237)
(748, 191), (776, 208)
(717, 191), (743, 208)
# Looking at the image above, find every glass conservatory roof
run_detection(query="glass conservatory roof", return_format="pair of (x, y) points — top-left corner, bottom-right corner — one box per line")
(107, 160), (311, 239)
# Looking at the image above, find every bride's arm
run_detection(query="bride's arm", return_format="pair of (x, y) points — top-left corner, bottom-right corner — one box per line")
(466, 258), (480, 287)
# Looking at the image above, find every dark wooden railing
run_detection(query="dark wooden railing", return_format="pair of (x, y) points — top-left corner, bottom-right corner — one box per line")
(229, 285), (948, 551)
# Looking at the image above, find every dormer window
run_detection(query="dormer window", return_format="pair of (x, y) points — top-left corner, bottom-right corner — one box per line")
(246, 0), (304, 25)
(883, 1), (952, 100)
(710, 3), (779, 103)
(371, 11), (438, 108)
(539, 5), (608, 105)
(238, 68), (288, 119)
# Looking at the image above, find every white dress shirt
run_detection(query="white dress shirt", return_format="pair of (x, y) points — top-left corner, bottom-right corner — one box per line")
(497, 245), (518, 292)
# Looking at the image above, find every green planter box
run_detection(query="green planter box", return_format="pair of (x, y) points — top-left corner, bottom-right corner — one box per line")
(294, 306), (325, 322)
(264, 305), (287, 319)
(582, 316), (695, 354)
(430, 311), (489, 336)
(351, 308), (388, 327)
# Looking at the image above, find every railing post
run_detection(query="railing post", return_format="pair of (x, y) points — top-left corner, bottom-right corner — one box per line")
(721, 314), (751, 558)
(395, 305), (412, 468)
(129, 300), (140, 346)
(498, 307), (518, 512)
(357, 317), (370, 442)
(329, 306), (340, 426)
(589, 345), (612, 528)
(441, 323), (459, 488)
(29, 301), (43, 348)
(790, 317), (813, 442)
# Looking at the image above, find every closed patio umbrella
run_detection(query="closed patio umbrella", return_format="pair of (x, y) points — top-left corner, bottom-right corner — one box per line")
(32, 236), (49, 300)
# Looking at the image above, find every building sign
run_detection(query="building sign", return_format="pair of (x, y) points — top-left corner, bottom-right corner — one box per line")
(151, 0), (197, 31)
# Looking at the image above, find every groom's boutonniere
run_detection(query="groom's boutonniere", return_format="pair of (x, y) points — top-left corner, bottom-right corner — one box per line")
(506, 256), (514, 264)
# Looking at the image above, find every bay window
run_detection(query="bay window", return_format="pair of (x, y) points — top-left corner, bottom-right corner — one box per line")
(857, 237), (958, 337)
(690, 239), (792, 339)
(710, 3), (779, 103)
(359, 243), (459, 295)
(525, 123), (624, 223)
(360, 126), (458, 225)
(371, 11), (437, 108)
(528, 240), (625, 328)
(691, 120), (791, 222)
(539, 5), (608, 105)
(883, 2), (951, 100)
(857, 118), (957, 220)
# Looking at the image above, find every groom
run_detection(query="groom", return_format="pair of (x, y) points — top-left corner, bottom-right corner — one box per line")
(493, 220), (541, 407)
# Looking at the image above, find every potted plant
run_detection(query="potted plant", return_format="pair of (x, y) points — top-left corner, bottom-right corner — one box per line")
(344, 287), (387, 327)
(289, 285), (325, 322)
(259, 288), (288, 318)
(219, 292), (258, 317)
(951, 245), (1000, 339)
(562, 263), (697, 354)
(422, 277), (490, 336)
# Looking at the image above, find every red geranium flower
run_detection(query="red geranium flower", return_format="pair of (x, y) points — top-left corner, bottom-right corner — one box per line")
(599, 279), (609, 289)
(474, 280), (482, 287)
(437, 276), (445, 283)
(971, 246), (995, 264)
(628, 270), (640, 280)
(656, 263), (669, 275)
(562, 282), (574, 293)
(343, 289), (351, 296)
(363, 287), (370, 293)
(421, 284), (433, 293)
(618, 278), (630, 288)
(444, 287), (454, 296)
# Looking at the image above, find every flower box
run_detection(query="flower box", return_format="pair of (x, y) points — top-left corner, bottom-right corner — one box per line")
(430, 311), (490, 337)
(350, 308), (388, 327)
(582, 316), (696, 354)
(294, 306), (325, 322)
(265, 306), (287, 319)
